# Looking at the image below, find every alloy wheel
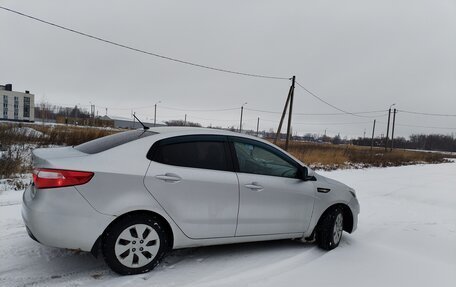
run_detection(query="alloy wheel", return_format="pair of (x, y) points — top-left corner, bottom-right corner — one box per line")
(332, 213), (343, 244)
(114, 224), (160, 268)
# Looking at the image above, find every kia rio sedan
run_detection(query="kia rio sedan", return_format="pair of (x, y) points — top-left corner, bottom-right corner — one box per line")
(22, 127), (359, 275)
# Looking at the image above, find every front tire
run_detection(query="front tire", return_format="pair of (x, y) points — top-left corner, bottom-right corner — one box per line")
(317, 207), (344, 250)
(102, 215), (168, 275)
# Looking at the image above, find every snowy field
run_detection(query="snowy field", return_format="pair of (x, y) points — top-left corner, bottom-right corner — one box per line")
(0, 162), (455, 287)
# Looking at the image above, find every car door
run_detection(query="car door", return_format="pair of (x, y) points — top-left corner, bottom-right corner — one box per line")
(144, 135), (239, 239)
(230, 137), (316, 236)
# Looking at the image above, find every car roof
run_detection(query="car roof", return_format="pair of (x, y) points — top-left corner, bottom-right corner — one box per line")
(146, 126), (249, 138)
(144, 126), (278, 146)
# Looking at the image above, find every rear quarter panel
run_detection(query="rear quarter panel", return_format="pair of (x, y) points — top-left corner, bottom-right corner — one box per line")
(53, 134), (193, 248)
(64, 135), (160, 215)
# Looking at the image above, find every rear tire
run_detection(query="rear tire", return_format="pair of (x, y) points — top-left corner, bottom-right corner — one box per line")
(102, 214), (168, 275)
(317, 207), (344, 250)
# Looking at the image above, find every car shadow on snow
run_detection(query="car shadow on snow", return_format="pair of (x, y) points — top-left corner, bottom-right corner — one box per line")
(159, 239), (323, 269)
(137, 239), (331, 284)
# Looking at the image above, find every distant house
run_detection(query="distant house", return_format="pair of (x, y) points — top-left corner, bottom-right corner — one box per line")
(0, 84), (35, 122)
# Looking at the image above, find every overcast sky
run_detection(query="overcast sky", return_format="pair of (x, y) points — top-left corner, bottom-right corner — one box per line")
(1, 0), (455, 138)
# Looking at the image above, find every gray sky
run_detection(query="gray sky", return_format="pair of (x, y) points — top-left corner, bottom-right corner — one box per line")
(1, 0), (455, 138)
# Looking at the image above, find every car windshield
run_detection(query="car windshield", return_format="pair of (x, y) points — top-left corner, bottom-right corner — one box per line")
(74, 130), (157, 154)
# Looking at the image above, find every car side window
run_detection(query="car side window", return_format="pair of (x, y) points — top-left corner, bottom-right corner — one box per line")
(152, 140), (230, 171)
(75, 130), (157, 154)
(233, 141), (298, 178)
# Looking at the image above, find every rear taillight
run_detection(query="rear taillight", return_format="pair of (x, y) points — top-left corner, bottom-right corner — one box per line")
(33, 168), (94, 189)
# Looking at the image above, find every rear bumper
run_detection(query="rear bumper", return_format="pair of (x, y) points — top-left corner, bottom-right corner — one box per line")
(22, 184), (114, 252)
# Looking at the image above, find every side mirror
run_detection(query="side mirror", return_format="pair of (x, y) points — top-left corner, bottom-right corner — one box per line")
(300, 166), (316, 181)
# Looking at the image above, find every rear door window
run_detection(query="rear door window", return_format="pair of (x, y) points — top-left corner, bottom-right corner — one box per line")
(149, 136), (231, 171)
(75, 130), (157, 154)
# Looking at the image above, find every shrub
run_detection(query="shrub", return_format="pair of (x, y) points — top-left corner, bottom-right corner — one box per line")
(0, 123), (119, 178)
(275, 141), (450, 170)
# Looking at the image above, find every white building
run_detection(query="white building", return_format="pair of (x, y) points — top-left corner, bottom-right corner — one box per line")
(0, 84), (35, 122)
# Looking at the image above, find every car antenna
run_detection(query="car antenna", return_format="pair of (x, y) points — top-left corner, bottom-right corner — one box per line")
(133, 113), (150, 130)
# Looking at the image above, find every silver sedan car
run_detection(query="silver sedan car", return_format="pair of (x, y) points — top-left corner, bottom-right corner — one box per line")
(22, 127), (359, 275)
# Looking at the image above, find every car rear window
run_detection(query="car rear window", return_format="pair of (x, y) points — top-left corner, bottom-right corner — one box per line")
(74, 130), (157, 154)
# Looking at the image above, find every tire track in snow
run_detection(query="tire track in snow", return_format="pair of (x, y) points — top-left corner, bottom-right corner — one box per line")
(0, 254), (109, 287)
(181, 245), (325, 287)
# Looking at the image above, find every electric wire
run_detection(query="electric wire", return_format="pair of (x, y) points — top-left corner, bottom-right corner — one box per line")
(4, 6), (455, 133)
(391, 123), (456, 130)
(293, 121), (373, 126)
(376, 120), (456, 130)
(0, 6), (289, 80)
(397, 109), (456, 117)
(160, 105), (239, 112)
(256, 117), (372, 125)
(245, 107), (387, 116)
(295, 81), (382, 118)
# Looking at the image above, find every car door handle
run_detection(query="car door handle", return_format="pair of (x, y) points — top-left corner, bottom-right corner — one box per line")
(155, 174), (182, 183)
(245, 183), (264, 191)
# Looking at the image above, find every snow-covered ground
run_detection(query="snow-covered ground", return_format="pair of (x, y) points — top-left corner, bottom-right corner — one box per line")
(0, 162), (455, 287)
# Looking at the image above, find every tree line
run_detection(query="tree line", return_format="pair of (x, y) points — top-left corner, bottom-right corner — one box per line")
(352, 134), (456, 152)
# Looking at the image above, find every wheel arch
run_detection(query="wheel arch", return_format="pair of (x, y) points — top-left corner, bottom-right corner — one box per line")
(91, 209), (174, 257)
(316, 203), (354, 234)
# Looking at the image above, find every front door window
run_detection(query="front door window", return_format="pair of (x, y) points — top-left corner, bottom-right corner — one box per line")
(233, 142), (298, 178)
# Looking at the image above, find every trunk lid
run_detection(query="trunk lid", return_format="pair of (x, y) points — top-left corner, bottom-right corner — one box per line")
(32, 146), (87, 168)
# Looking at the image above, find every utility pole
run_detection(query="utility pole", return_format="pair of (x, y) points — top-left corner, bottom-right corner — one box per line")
(239, 106), (244, 133)
(285, 76), (295, 151)
(153, 101), (161, 127)
(370, 119), (376, 151)
(274, 76), (295, 150)
(385, 104), (395, 151)
(256, 117), (260, 137)
(154, 104), (157, 127)
(239, 102), (247, 133)
(385, 108), (391, 151)
(274, 91), (291, 143)
(132, 111), (135, 129)
(391, 109), (397, 150)
(184, 114), (187, 126)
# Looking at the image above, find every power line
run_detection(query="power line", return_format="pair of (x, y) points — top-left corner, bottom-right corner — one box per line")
(45, 100), (388, 117)
(187, 115), (245, 122)
(158, 113), (373, 126)
(255, 117), (372, 125)
(48, 102), (240, 113)
(293, 121), (372, 126)
(377, 121), (456, 130)
(40, 101), (456, 131)
(397, 109), (456, 117)
(245, 107), (387, 116)
(0, 6), (289, 81)
(160, 105), (239, 112)
(5, 5), (455, 127)
(295, 81), (381, 118)
(395, 123), (456, 130)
